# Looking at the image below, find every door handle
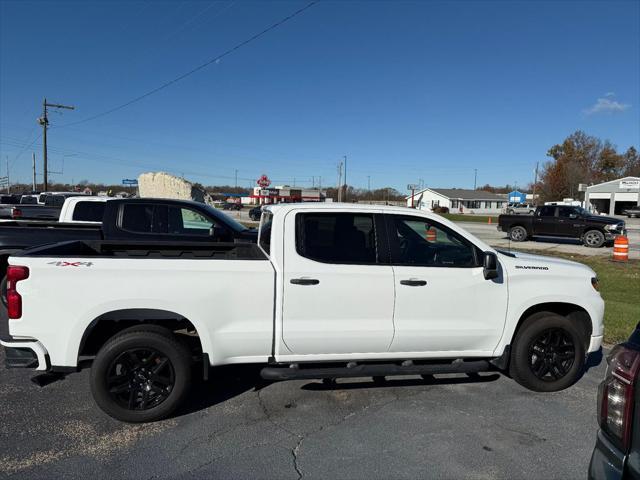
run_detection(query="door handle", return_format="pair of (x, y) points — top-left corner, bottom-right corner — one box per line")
(290, 278), (320, 285)
(400, 279), (427, 286)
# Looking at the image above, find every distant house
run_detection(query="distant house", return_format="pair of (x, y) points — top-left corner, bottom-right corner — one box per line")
(406, 187), (507, 214)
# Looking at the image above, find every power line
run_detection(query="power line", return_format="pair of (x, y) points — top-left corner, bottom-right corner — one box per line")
(8, 132), (42, 172)
(1, 137), (319, 186)
(56, 1), (318, 129)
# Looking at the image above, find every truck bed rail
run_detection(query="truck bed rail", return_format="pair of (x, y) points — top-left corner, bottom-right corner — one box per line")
(14, 240), (267, 260)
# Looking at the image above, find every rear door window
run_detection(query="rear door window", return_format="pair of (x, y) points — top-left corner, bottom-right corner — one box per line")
(121, 204), (161, 233)
(296, 212), (377, 264)
(538, 206), (556, 217)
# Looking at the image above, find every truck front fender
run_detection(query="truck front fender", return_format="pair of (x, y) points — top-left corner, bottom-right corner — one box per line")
(494, 294), (604, 357)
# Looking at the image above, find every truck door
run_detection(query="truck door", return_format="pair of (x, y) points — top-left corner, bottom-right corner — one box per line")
(533, 205), (557, 236)
(556, 206), (583, 237)
(281, 211), (395, 355)
(386, 215), (508, 354)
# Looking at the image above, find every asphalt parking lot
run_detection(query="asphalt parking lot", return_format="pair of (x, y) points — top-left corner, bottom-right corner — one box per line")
(0, 339), (606, 480)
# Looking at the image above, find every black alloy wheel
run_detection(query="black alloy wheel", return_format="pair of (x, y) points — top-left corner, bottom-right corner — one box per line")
(90, 327), (192, 422)
(528, 328), (575, 382)
(107, 348), (175, 411)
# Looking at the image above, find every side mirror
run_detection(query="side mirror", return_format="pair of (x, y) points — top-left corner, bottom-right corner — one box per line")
(483, 252), (499, 280)
(569, 213), (578, 219)
(209, 225), (224, 239)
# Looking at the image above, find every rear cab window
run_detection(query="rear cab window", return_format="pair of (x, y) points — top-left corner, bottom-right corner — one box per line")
(72, 202), (107, 222)
(259, 210), (273, 255)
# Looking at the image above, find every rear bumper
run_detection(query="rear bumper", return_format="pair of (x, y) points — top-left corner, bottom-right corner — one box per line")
(589, 335), (604, 353)
(589, 430), (625, 480)
(0, 338), (49, 371)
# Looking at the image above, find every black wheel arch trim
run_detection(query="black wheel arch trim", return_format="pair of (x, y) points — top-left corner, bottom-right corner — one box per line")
(78, 308), (201, 359)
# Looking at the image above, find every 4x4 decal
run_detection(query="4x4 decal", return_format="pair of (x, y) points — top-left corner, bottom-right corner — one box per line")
(47, 261), (94, 267)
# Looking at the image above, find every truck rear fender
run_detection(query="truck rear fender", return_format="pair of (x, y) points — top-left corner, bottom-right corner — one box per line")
(77, 308), (208, 363)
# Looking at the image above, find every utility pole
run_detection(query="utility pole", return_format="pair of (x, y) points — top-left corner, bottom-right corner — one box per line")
(343, 155), (348, 202)
(39, 98), (74, 191)
(367, 175), (371, 191)
(336, 161), (343, 202)
(32, 153), (37, 192)
(532, 162), (539, 203)
(474, 169), (477, 190)
(234, 169), (238, 188)
(5, 156), (9, 194)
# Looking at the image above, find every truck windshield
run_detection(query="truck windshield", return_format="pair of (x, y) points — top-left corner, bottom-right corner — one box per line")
(201, 204), (247, 232)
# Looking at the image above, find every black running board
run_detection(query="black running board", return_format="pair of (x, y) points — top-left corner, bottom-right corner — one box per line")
(260, 359), (491, 381)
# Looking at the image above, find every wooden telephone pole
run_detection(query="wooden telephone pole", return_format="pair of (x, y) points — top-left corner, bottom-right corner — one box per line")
(39, 98), (74, 191)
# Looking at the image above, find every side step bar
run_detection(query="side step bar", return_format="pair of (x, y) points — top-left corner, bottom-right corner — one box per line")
(260, 359), (491, 381)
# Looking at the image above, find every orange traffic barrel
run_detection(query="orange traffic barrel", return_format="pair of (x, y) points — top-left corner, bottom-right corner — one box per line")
(425, 227), (437, 242)
(613, 235), (629, 262)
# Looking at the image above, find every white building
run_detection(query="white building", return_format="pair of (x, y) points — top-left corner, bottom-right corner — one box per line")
(406, 188), (507, 215)
(584, 176), (640, 215)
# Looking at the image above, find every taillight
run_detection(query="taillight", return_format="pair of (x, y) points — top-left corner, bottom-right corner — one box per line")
(11, 208), (22, 219)
(598, 345), (640, 452)
(6, 265), (29, 319)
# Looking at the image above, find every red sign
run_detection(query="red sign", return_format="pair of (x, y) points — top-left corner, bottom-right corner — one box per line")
(257, 174), (271, 188)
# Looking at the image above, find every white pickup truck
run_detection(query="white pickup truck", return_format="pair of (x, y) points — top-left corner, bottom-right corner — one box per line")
(1, 203), (604, 422)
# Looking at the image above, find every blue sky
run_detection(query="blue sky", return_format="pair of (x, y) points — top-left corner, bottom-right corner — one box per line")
(1, 0), (638, 192)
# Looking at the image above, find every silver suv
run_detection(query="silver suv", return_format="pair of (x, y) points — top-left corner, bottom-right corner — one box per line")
(505, 202), (536, 215)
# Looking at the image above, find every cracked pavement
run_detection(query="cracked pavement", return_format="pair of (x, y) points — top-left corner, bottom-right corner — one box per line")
(0, 345), (606, 480)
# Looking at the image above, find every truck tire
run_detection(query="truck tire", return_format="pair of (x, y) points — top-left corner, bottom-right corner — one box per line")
(509, 226), (528, 242)
(507, 209), (514, 214)
(583, 230), (605, 248)
(90, 328), (192, 423)
(509, 312), (585, 392)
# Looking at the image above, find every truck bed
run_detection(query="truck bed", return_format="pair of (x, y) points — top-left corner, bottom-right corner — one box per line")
(0, 224), (103, 251)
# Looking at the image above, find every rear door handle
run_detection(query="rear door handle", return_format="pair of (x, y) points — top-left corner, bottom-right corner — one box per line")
(400, 279), (427, 286)
(290, 278), (320, 285)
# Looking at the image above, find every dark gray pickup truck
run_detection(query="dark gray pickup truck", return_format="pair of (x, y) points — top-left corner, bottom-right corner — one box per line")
(498, 205), (625, 248)
(0, 198), (257, 295)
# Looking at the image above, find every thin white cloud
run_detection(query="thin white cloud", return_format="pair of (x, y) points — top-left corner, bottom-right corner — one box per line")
(584, 93), (630, 115)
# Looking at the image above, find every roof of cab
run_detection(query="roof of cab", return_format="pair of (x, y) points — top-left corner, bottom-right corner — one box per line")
(265, 202), (430, 217)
